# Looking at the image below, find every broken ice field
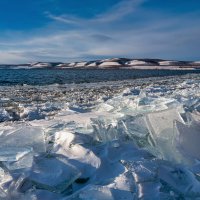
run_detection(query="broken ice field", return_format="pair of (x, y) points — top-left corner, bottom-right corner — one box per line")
(0, 74), (200, 199)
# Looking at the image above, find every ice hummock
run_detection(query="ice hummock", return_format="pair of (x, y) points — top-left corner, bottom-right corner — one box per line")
(0, 74), (200, 199)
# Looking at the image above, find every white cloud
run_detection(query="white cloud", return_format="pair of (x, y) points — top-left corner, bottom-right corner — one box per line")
(46, 12), (81, 25)
(94, 0), (146, 23)
(46, 0), (146, 25)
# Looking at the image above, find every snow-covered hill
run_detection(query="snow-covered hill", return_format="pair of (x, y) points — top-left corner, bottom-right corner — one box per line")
(57, 58), (200, 69)
(0, 58), (200, 69)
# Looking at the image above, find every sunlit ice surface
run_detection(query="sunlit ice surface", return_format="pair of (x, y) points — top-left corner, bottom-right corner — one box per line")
(0, 73), (200, 199)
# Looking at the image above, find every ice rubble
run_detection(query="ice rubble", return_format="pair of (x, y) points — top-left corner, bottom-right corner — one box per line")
(0, 75), (200, 199)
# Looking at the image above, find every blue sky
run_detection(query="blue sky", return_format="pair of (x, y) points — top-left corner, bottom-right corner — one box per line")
(0, 0), (200, 63)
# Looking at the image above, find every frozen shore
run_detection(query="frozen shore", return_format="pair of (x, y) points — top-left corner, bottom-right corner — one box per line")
(0, 73), (200, 199)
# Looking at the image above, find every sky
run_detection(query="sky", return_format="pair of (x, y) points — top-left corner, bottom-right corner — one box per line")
(0, 0), (200, 64)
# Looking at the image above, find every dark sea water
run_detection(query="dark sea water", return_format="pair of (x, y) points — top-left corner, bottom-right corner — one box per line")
(0, 68), (200, 86)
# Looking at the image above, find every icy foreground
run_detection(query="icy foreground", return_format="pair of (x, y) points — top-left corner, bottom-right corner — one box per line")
(0, 74), (200, 199)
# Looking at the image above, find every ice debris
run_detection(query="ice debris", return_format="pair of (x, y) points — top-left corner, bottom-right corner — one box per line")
(0, 75), (200, 199)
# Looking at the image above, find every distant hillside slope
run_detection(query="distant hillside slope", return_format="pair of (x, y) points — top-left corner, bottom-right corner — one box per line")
(0, 58), (200, 69)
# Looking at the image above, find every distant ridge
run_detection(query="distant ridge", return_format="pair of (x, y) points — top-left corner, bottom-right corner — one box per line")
(0, 58), (200, 69)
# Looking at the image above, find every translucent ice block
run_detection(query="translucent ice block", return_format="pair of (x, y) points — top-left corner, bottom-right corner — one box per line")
(146, 108), (184, 140)
(0, 187), (7, 198)
(175, 121), (200, 161)
(146, 108), (185, 161)
(123, 160), (158, 183)
(122, 155), (162, 198)
(122, 116), (149, 138)
(0, 108), (11, 122)
(66, 185), (114, 200)
(3, 151), (33, 171)
(137, 182), (161, 199)
(2, 189), (37, 200)
(0, 167), (13, 192)
(0, 126), (46, 153)
(54, 131), (101, 178)
(28, 156), (81, 193)
(0, 147), (32, 162)
(91, 118), (118, 143)
(34, 189), (64, 200)
(187, 111), (200, 123)
(158, 164), (200, 196)
(96, 103), (114, 112)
